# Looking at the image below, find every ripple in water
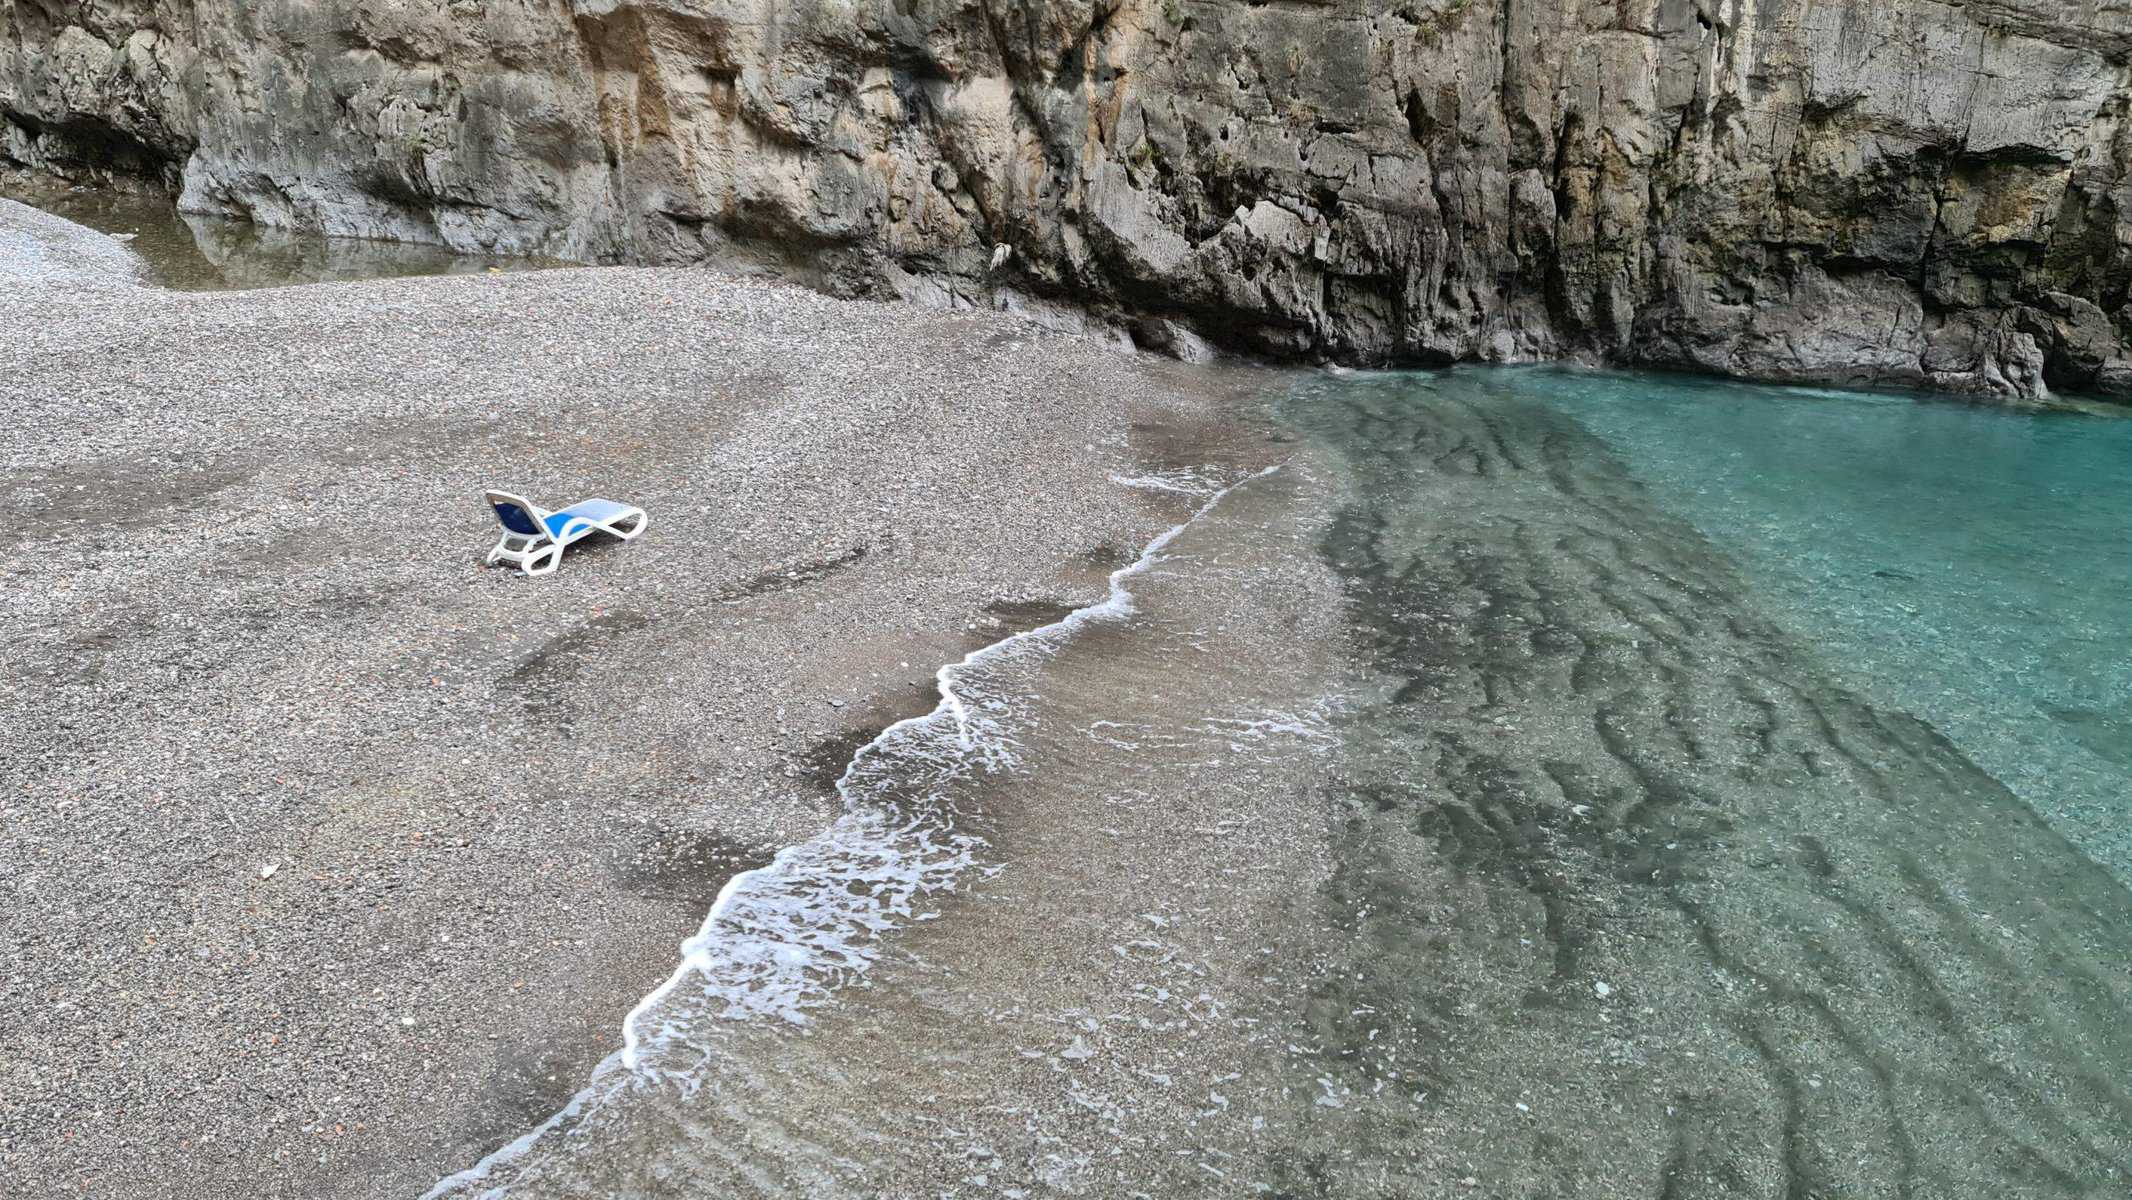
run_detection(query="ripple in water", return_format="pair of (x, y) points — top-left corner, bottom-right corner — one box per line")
(433, 368), (2131, 1198)
(1269, 368), (2132, 1198)
(1502, 368), (2132, 877)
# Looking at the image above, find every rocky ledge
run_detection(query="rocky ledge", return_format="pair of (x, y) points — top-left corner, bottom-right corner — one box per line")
(3, 0), (2129, 399)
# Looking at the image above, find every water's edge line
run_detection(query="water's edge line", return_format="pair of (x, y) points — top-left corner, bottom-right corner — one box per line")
(422, 464), (1281, 1199)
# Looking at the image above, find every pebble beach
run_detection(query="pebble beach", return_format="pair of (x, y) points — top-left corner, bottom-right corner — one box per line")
(0, 198), (1280, 1198)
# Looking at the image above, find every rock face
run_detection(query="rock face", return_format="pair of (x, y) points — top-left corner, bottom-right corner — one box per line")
(4, 0), (2128, 397)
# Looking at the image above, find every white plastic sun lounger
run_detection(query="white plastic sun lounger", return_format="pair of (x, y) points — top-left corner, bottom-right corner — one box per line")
(483, 489), (648, 576)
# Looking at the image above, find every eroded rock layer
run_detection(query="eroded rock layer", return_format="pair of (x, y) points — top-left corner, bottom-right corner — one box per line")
(4, 0), (2129, 396)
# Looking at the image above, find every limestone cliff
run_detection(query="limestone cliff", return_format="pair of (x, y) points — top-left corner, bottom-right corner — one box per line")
(4, 0), (2128, 398)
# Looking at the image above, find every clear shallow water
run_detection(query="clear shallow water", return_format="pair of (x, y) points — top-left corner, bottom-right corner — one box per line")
(426, 369), (2132, 1198)
(1506, 368), (2132, 877)
(0, 183), (564, 290)
(1275, 369), (2132, 1197)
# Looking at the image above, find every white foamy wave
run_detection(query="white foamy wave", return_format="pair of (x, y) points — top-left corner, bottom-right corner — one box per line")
(1108, 467), (1232, 497)
(1204, 696), (1345, 755)
(425, 465), (1279, 1198)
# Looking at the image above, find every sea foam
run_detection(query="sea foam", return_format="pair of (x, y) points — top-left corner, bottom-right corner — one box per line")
(425, 466), (1277, 1198)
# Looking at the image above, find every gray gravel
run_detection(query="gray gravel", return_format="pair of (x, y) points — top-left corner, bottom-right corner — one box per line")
(0, 198), (1281, 1199)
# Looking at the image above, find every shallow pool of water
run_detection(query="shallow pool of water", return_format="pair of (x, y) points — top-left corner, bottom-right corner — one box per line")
(0, 182), (566, 290)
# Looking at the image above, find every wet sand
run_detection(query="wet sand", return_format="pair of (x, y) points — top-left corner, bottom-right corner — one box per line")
(421, 431), (1345, 1198)
(0, 198), (1288, 1198)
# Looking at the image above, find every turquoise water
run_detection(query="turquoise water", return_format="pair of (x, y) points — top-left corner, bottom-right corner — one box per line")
(1517, 369), (2132, 876)
(1269, 368), (2132, 1196)
(414, 366), (2131, 1197)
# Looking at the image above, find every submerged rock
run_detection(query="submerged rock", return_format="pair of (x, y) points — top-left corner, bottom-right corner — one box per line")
(2, 0), (2127, 397)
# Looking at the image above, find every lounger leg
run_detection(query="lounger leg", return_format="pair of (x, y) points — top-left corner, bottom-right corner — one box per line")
(522, 542), (563, 577)
(489, 533), (541, 568)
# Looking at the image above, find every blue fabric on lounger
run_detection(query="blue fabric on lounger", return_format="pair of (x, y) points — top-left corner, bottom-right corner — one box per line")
(493, 501), (543, 537)
(544, 499), (636, 537)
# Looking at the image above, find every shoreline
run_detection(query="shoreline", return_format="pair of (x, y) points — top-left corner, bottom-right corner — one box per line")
(426, 463), (1286, 1197)
(0, 198), (1291, 1198)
